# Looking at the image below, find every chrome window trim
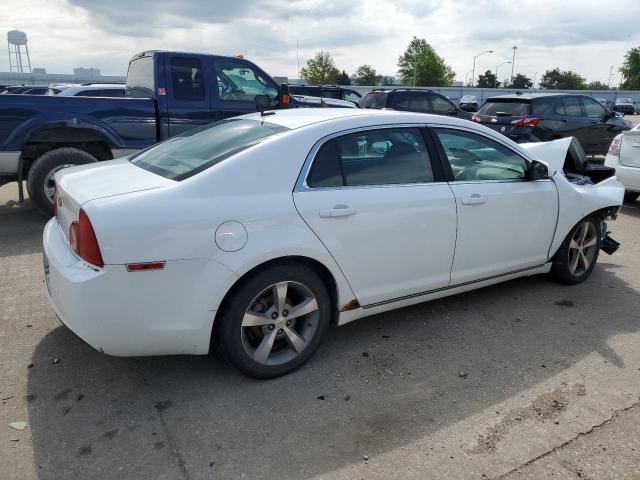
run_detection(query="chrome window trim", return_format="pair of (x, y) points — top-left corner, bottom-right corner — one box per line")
(294, 123), (438, 192)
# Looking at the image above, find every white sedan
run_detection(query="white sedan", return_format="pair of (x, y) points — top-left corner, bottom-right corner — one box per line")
(605, 124), (640, 203)
(43, 109), (624, 378)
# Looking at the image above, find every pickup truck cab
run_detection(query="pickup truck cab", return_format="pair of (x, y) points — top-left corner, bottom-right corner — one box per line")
(0, 50), (341, 214)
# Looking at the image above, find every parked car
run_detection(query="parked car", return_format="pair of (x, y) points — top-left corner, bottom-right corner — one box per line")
(359, 88), (471, 119)
(459, 95), (479, 112)
(43, 108), (622, 379)
(288, 85), (362, 104)
(473, 93), (631, 155)
(635, 102), (640, 115)
(614, 98), (635, 115)
(0, 50), (349, 215)
(53, 83), (126, 97)
(605, 124), (640, 203)
(596, 98), (615, 111)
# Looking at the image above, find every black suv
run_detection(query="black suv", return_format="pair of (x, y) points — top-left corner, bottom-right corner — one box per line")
(288, 85), (362, 104)
(359, 88), (472, 119)
(474, 93), (632, 155)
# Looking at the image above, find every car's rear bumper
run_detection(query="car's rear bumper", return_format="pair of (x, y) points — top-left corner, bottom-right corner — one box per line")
(43, 218), (238, 356)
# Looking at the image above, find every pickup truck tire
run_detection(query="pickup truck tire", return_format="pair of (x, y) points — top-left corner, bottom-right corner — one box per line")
(624, 191), (639, 203)
(27, 148), (98, 216)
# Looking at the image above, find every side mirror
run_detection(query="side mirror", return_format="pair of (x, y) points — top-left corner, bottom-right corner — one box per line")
(254, 94), (271, 112)
(529, 160), (549, 180)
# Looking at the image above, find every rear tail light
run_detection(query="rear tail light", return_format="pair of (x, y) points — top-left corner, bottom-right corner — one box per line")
(69, 208), (104, 267)
(511, 117), (540, 127)
(607, 134), (622, 158)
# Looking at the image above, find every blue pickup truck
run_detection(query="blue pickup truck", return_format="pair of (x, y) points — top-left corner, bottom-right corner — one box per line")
(0, 50), (354, 214)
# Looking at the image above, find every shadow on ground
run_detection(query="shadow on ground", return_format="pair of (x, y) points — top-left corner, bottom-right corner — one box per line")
(26, 258), (640, 479)
(0, 184), (47, 258)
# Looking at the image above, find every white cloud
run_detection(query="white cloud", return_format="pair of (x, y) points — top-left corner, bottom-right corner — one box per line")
(1, 0), (639, 85)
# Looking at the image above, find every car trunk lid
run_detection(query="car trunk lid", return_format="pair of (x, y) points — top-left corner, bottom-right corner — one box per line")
(55, 158), (174, 241)
(475, 99), (534, 128)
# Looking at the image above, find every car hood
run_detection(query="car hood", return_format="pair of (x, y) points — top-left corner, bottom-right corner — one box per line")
(55, 158), (174, 205)
(520, 137), (573, 174)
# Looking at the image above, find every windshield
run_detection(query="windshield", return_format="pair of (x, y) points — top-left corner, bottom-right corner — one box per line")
(131, 119), (289, 180)
(479, 100), (532, 116)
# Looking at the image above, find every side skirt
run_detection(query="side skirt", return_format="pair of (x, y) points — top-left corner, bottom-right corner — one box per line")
(337, 263), (552, 326)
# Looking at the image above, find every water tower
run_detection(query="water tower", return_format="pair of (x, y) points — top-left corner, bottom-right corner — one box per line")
(7, 30), (32, 73)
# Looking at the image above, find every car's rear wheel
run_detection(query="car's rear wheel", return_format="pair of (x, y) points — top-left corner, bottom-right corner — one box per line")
(551, 216), (601, 285)
(217, 263), (331, 379)
(27, 148), (97, 216)
(624, 191), (639, 203)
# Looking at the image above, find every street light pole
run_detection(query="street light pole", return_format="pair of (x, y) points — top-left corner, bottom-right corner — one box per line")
(495, 61), (511, 88)
(533, 71), (538, 89)
(608, 65), (614, 88)
(472, 50), (493, 87)
(510, 46), (518, 84)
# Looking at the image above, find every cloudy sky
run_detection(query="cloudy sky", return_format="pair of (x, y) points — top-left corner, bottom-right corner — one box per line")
(2, 0), (639, 85)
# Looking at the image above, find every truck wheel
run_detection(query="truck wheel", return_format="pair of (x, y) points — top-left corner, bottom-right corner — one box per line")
(27, 148), (97, 216)
(624, 191), (639, 203)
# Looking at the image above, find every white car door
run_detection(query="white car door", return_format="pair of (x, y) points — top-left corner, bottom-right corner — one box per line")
(293, 126), (457, 307)
(432, 127), (558, 285)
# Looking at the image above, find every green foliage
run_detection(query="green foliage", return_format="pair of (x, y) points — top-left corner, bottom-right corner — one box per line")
(619, 47), (640, 90)
(354, 65), (381, 86)
(300, 51), (339, 84)
(397, 37), (455, 87)
(539, 68), (586, 90)
(336, 70), (351, 85)
(587, 80), (609, 90)
(477, 70), (500, 88)
(510, 73), (533, 89)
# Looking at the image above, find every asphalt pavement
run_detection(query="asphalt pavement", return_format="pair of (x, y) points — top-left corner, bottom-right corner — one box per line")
(1, 181), (640, 480)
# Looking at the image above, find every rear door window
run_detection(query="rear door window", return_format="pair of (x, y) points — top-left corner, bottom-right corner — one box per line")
(479, 101), (532, 116)
(557, 97), (583, 116)
(307, 128), (434, 187)
(171, 57), (205, 101)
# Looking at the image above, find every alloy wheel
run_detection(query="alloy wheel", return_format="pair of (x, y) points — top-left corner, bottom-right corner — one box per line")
(568, 221), (598, 276)
(43, 164), (74, 203)
(240, 281), (319, 365)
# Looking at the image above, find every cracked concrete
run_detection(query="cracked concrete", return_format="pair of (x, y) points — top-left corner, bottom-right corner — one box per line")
(2, 184), (640, 479)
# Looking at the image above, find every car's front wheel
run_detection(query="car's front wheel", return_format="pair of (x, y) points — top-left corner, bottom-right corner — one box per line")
(551, 216), (601, 285)
(217, 262), (332, 379)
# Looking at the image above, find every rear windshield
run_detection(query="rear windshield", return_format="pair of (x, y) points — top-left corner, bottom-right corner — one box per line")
(360, 91), (388, 108)
(479, 100), (532, 116)
(126, 56), (154, 98)
(131, 119), (289, 180)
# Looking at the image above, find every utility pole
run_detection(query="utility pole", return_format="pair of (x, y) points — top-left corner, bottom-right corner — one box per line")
(533, 71), (538, 89)
(510, 46), (518, 84)
(608, 65), (614, 88)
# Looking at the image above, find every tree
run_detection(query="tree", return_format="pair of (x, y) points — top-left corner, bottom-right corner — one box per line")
(336, 70), (351, 85)
(510, 73), (533, 89)
(354, 64), (381, 86)
(397, 37), (455, 87)
(300, 51), (339, 84)
(539, 68), (586, 90)
(587, 80), (609, 90)
(477, 69), (500, 88)
(619, 47), (640, 90)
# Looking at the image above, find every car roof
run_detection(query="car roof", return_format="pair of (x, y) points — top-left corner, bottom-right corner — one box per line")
(239, 108), (472, 130)
(486, 92), (580, 101)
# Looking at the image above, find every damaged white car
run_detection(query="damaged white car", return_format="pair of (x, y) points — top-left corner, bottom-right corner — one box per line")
(43, 109), (623, 378)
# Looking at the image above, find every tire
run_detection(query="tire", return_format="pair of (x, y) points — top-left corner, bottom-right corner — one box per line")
(27, 148), (97, 216)
(624, 191), (640, 203)
(217, 262), (332, 379)
(551, 215), (601, 285)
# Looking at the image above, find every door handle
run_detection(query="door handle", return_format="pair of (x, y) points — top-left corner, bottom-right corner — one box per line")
(319, 204), (357, 218)
(460, 194), (486, 205)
